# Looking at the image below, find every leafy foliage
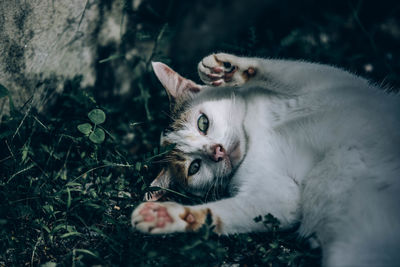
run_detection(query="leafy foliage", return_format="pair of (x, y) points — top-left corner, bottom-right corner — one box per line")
(1, 0), (399, 266)
(77, 109), (108, 144)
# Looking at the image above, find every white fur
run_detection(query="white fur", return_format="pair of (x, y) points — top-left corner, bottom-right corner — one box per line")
(135, 53), (400, 266)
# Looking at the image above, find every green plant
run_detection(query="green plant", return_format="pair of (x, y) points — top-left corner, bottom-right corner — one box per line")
(77, 109), (107, 144)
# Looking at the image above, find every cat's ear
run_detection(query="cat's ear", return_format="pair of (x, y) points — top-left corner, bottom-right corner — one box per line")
(152, 62), (202, 103)
(144, 168), (171, 201)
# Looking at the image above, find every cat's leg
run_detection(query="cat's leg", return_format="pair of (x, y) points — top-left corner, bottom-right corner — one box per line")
(131, 199), (266, 234)
(132, 183), (300, 234)
(198, 53), (369, 94)
(198, 53), (259, 86)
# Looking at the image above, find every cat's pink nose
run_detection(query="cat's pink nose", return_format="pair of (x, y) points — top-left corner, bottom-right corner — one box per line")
(211, 144), (225, 162)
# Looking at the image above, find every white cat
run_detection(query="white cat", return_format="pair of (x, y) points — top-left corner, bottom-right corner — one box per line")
(131, 53), (400, 266)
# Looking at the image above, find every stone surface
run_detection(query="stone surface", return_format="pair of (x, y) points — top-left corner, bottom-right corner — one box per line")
(0, 0), (128, 115)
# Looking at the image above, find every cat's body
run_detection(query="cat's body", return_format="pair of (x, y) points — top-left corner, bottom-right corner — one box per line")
(132, 53), (400, 266)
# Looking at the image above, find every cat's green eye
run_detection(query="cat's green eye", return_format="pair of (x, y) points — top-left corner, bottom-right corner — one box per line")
(188, 159), (201, 176)
(197, 114), (209, 134)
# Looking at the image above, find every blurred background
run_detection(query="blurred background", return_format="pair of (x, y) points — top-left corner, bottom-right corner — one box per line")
(0, 0), (399, 265)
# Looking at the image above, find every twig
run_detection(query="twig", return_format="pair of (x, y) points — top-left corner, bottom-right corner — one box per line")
(138, 83), (152, 121)
(120, 0), (126, 39)
(32, 115), (49, 131)
(9, 196), (40, 205)
(31, 232), (42, 267)
(67, 160), (140, 188)
(0, 154), (13, 163)
(19, 95), (34, 111)
(77, 0), (89, 31)
(7, 163), (36, 183)
(70, 163), (133, 184)
(98, 125), (116, 141)
(63, 143), (73, 169)
(5, 140), (15, 162)
(72, 249), (76, 267)
(51, 143), (73, 184)
(29, 156), (50, 179)
(146, 23), (168, 66)
(59, 134), (79, 142)
(12, 105), (31, 141)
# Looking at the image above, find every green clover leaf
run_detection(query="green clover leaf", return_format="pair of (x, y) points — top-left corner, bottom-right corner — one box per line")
(77, 123), (93, 135)
(88, 109), (106, 125)
(89, 128), (105, 144)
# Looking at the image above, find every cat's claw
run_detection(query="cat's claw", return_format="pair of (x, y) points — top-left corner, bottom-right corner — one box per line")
(198, 53), (256, 87)
(131, 202), (188, 234)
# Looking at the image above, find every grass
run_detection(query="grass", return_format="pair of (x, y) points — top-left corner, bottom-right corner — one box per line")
(1, 0), (399, 266)
(0, 80), (320, 266)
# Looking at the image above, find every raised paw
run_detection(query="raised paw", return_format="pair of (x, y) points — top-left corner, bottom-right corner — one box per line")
(131, 202), (188, 234)
(198, 53), (256, 87)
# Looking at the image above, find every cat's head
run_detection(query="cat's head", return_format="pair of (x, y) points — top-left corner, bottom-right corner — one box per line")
(146, 62), (247, 201)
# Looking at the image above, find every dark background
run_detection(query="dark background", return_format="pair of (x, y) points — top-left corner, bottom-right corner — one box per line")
(133, 0), (400, 84)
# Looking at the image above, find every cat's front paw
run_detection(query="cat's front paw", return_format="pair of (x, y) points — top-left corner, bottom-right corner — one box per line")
(131, 202), (188, 234)
(198, 53), (256, 86)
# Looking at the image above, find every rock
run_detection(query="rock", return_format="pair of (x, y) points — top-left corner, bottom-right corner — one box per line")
(0, 0), (129, 115)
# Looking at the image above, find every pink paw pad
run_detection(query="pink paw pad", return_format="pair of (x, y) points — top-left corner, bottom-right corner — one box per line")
(212, 80), (223, 86)
(212, 67), (223, 73)
(139, 203), (173, 228)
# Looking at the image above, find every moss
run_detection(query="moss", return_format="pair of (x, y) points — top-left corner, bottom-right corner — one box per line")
(4, 39), (25, 74)
(13, 2), (31, 32)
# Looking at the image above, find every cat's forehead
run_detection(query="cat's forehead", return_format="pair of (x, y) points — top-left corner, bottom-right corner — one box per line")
(170, 85), (239, 117)
(164, 126), (206, 154)
(172, 97), (235, 122)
